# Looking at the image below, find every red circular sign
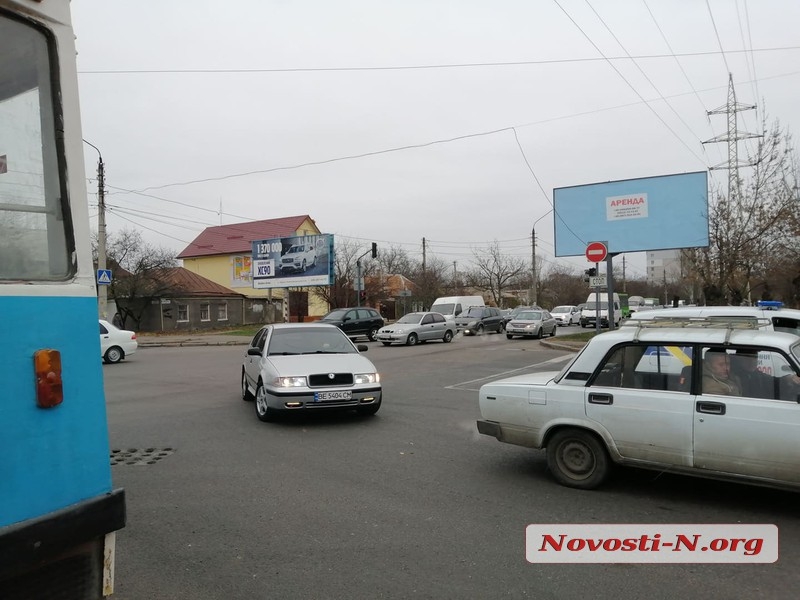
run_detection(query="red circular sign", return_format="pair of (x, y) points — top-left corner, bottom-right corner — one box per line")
(585, 241), (608, 263)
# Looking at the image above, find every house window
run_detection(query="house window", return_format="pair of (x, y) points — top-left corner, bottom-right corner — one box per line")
(200, 303), (210, 322)
(177, 304), (188, 322)
(217, 303), (228, 321)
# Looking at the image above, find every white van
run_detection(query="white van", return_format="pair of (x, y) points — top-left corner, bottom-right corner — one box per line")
(430, 296), (485, 324)
(580, 292), (621, 328)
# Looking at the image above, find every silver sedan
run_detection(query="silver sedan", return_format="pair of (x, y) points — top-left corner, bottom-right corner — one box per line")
(376, 312), (456, 346)
(241, 323), (381, 421)
(505, 310), (558, 339)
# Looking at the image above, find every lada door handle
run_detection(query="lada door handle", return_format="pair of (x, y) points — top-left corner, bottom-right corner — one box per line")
(696, 401), (726, 415)
(588, 393), (613, 405)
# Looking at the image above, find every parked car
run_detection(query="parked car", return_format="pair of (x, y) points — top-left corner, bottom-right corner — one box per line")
(99, 319), (137, 364)
(505, 309), (558, 339)
(477, 319), (800, 492)
(320, 307), (384, 341)
(279, 242), (317, 273)
(241, 323), (381, 421)
(376, 312), (456, 346)
(550, 305), (580, 326)
(455, 306), (504, 335)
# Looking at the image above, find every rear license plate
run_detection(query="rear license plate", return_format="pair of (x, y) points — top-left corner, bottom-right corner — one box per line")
(314, 390), (353, 402)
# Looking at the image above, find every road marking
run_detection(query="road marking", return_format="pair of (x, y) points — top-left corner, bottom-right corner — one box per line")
(445, 354), (574, 391)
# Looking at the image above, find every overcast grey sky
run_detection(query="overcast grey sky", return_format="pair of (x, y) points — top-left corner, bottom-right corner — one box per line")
(71, 1), (800, 280)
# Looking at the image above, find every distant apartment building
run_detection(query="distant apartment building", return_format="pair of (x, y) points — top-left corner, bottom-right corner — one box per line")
(646, 250), (682, 285)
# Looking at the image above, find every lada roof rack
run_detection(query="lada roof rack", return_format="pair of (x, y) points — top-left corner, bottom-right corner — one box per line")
(627, 316), (772, 344)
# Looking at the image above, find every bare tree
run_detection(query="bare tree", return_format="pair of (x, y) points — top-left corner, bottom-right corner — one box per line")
(683, 117), (799, 305)
(313, 238), (383, 308)
(377, 244), (415, 277)
(93, 228), (180, 328)
(465, 241), (527, 306)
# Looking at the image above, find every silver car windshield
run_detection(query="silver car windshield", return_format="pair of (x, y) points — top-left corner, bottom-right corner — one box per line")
(267, 327), (356, 355)
(517, 311), (542, 320)
(397, 313), (423, 324)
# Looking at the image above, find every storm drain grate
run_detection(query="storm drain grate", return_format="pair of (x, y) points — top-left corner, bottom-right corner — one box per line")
(110, 447), (175, 466)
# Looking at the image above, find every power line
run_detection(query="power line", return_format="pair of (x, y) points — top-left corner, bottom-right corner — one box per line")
(76, 46), (800, 75)
(553, 0), (708, 166)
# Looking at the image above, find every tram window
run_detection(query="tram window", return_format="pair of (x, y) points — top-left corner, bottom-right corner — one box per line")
(0, 15), (73, 281)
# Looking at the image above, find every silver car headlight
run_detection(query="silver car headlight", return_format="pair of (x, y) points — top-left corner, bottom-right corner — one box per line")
(354, 372), (380, 384)
(274, 376), (307, 387)
(524, 324), (534, 329)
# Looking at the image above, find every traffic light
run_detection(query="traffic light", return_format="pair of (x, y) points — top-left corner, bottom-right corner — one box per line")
(371, 242), (378, 259)
(359, 290), (367, 302)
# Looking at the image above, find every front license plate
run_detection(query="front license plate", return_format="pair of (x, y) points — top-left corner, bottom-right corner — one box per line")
(314, 390), (353, 402)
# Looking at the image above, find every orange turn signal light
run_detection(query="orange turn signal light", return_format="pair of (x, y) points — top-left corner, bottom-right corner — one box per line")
(34, 349), (63, 408)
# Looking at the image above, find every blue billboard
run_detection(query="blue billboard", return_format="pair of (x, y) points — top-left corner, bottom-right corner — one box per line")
(251, 234), (334, 289)
(553, 171), (709, 257)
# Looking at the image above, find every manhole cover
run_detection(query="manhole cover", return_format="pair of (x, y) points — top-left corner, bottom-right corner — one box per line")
(110, 447), (175, 466)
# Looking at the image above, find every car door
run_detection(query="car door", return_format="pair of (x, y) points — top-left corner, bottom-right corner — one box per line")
(584, 343), (695, 466)
(692, 346), (800, 484)
(340, 309), (360, 336)
(431, 313), (448, 338)
(418, 313), (440, 341)
(99, 321), (110, 356)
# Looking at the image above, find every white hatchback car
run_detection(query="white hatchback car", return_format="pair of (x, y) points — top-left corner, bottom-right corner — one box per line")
(477, 319), (800, 491)
(550, 305), (580, 326)
(241, 323), (382, 421)
(99, 319), (138, 364)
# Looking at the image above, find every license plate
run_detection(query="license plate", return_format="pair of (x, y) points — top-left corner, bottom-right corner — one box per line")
(314, 390), (352, 402)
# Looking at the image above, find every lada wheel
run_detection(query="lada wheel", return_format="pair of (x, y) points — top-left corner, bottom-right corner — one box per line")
(255, 381), (276, 422)
(546, 429), (610, 490)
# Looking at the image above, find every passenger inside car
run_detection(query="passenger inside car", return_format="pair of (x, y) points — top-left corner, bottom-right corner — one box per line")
(702, 349), (742, 396)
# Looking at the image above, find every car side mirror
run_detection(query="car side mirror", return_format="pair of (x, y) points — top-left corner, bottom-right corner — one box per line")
(357, 344), (368, 352)
(342, 316), (351, 322)
(247, 347), (262, 356)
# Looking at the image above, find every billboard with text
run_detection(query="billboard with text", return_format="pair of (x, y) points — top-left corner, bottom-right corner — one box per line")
(553, 171), (709, 257)
(251, 234), (334, 289)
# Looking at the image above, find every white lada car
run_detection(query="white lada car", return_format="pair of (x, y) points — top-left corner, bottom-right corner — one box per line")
(477, 319), (800, 491)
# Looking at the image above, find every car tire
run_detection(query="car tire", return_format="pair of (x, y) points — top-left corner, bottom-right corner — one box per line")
(301, 259), (307, 272)
(443, 330), (453, 343)
(546, 428), (610, 490)
(381, 342), (391, 346)
(536, 327), (543, 339)
(241, 369), (254, 401)
(406, 333), (418, 346)
(357, 399), (381, 416)
(549, 326), (556, 337)
(368, 326), (379, 342)
(254, 381), (276, 422)
(476, 324), (484, 335)
(506, 334), (513, 340)
(104, 346), (123, 364)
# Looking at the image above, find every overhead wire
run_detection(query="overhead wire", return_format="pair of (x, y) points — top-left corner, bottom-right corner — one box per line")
(552, 0), (709, 167)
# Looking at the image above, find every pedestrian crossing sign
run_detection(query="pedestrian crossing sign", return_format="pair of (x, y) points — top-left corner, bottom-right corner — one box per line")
(97, 269), (112, 285)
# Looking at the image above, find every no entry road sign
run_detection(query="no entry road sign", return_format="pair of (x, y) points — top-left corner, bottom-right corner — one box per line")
(585, 241), (608, 263)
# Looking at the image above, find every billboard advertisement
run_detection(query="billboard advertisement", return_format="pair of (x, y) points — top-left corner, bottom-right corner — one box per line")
(553, 171), (709, 257)
(251, 234), (334, 289)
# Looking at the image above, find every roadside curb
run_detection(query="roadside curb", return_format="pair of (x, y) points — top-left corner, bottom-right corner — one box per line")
(139, 339), (249, 348)
(540, 340), (586, 352)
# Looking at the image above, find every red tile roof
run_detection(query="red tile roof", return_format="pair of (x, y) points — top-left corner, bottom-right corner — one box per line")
(176, 215), (317, 259)
(158, 267), (246, 297)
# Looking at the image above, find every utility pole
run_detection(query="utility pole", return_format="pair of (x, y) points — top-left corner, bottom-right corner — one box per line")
(531, 226), (536, 306)
(422, 237), (426, 274)
(622, 255), (627, 292)
(84, 140), (107, 319)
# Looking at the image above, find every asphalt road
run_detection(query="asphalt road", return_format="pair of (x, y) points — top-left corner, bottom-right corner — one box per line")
(103, 332), (799, 600)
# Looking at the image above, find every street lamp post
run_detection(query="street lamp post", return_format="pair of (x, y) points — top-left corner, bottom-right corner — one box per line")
(83, 140), (107, 318)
